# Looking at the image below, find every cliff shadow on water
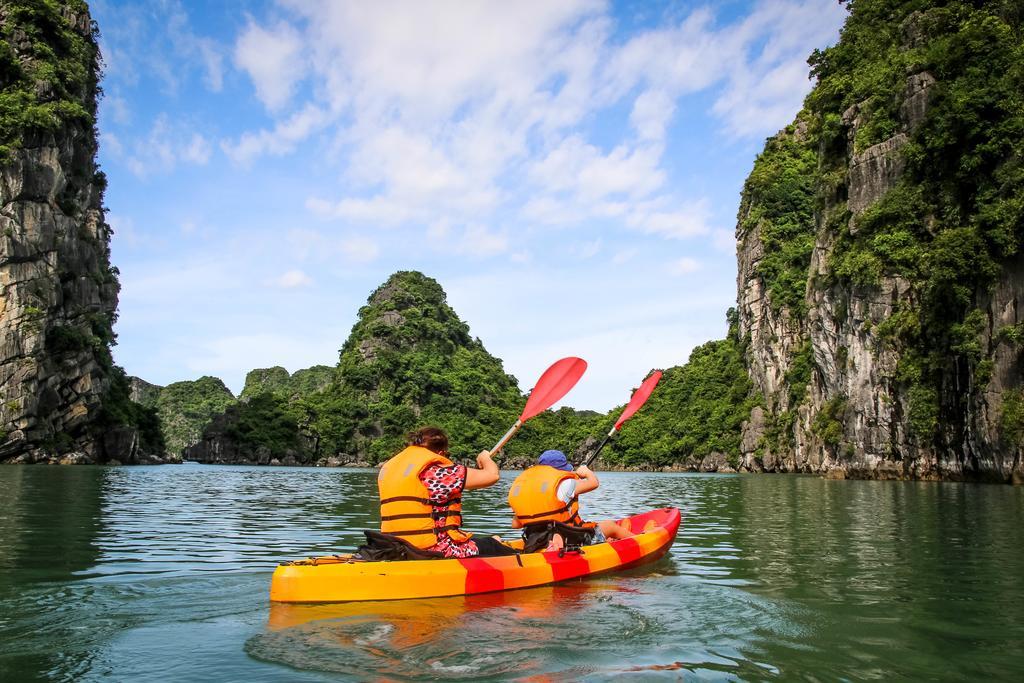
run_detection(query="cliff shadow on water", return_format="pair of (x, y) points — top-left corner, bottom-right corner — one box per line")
(0, 465), (105, 679)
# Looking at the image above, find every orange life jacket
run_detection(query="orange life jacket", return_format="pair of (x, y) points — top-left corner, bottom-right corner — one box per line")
(507, 465), (588, 526)
(377, 445), (471, 549)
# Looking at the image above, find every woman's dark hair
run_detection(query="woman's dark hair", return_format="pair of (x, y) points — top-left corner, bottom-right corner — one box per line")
(406, 426), (449, 454)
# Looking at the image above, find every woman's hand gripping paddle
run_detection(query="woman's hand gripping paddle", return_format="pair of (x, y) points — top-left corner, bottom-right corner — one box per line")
(490, 357), (588, 455)
(582, 370), (663, 468)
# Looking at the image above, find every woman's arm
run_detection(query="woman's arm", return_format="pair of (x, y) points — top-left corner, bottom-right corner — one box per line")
(574, 464), (600, 495)
(465, 450), (500, 490)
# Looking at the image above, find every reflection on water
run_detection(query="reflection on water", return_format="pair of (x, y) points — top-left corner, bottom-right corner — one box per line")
(0, 465), (1022, 681)
(0, 466), (105, 679)
(253, 573), (781, 681)
(257, 584), (620, 679)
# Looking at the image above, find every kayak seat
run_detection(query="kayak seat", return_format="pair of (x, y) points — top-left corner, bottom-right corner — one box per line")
(521, 521), (597, 554)
(355, 530), (446, 562)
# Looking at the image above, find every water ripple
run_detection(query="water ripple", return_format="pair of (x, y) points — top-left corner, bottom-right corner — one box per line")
(1, 465), (1023, 681)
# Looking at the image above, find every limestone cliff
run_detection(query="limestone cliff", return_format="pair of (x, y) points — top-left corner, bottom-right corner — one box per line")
(128, 375), (161, 407)
(735, 1), (1023, 482)
(240, 365), (334, 402)
(0, 2), (160, 463)
(153, 376), (234, 457)
(239, 366), (291, 400)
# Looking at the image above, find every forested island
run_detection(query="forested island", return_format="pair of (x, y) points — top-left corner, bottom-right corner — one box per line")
(0, 0), (1020, 481)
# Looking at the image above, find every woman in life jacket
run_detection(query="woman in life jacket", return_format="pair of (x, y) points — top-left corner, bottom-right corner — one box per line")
(508, 450), (634, 552)
(377, 426), (518, 558)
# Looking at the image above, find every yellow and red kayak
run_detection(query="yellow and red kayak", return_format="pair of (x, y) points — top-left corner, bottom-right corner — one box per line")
(270, 507), (680, 603)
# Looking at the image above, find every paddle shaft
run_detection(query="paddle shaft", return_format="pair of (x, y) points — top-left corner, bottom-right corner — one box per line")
(582, 427), (616, 469)
(490, 419), (523, 455)
(580, 370), (663, 469)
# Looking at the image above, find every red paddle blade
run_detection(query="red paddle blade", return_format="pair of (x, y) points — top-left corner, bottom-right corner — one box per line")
(613, 370), (663, 430)
(520, 357), (588, 421)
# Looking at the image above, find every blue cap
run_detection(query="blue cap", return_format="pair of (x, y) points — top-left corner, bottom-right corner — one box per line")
(538, 450), (573, 471)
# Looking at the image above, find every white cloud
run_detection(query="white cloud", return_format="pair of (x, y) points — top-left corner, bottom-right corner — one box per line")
(603, 8), (724, 99)
(270, 269), (313, 289)
(572, 238), (602, 259)
(226, 1), (610, 233)
(167, 5), (224, 92)
(107, 213), (139, 247)
(101, 131), (124, 157)
(223, 0), (843, 251)
(284, 0), (603, 121)
(600, 0), (847, 140)
(529, 137), (665, 201)
(340, 236), (380, 263)
(196, 42), (224, 92)
(428, 219), (452, 240)
(349, 127), (474, 198)
(630, 89), (676, 141)
(223, 105), (329, 165)
(181, 133), (212, 164)
(669, 257), (702, 275)
(114, 115), (213, 176)
(712, 0), (848, 136)
(306, 195), (417, 226)
(234, 19), (306, 112)
(98, 1), (224, 95)
(285, 228), (380, 263)
(285, 227), (326, 261)
(521, 196), (587, 227)
(104, 95), (132, 125)
(612, 247), (639, 265)
(458, 224), (508, 258)
(712, 228), (737, 253)
(626, 198), (714, 239)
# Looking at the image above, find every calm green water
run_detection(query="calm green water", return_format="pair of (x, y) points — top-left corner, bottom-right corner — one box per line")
(1, 464), (1022, 681)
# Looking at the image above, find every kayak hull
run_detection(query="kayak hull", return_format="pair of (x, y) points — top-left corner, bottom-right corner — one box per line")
(270, 506), (681, 603)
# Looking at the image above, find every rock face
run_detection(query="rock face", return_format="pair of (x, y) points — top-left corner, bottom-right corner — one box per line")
(184, 405), (303, 466)
(128, 376), (162, 407)
(240, 366), (290, 400)
(239, 365), (335, 402)
(154, 376), (235, 457)
(0, 3), (157, 463)
(734, 3), (1023, 482)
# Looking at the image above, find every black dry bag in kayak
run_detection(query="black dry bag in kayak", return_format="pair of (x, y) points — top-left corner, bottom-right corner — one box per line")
(354, 530), (446, 562)
(521, 521), (597, 553)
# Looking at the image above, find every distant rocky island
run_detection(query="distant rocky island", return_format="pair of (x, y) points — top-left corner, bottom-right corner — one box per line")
(1, 1), (1020, 481)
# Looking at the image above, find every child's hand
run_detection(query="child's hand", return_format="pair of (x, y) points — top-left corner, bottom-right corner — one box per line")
(476, 450), (493, 468)
(576, 464), (593, 477)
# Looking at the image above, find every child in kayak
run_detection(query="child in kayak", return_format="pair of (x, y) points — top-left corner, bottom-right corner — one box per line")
(508, 449), (634, 552)
(377, 426), (518, 558)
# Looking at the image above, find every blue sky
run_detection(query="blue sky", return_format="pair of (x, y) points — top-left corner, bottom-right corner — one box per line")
(91, 0), (846, 411)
